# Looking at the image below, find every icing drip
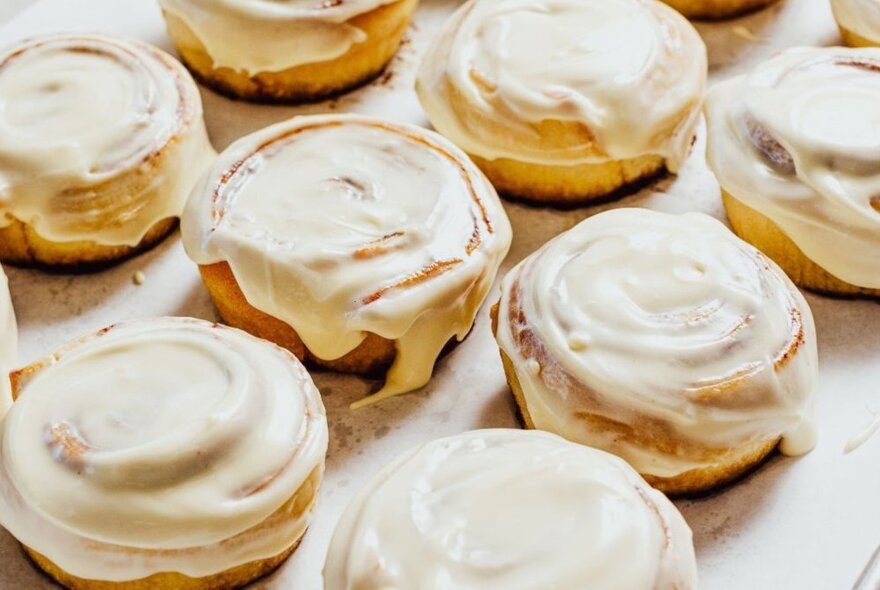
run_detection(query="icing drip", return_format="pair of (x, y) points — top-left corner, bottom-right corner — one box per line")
(0, 318), (328, 581)
(0, 265), (15, 417)
(705, 47), (880, 289)
(0, 34), (215, 246)
(181, 114), (511, 406)
(832, 0), (880, 44)
(158, 0), (400, 73)
(324, 429), (698, 590)
(495, 209), (818, 479)
(416, 0), (706, 169)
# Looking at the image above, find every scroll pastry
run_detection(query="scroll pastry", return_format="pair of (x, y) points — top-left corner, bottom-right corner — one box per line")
(415, 0), (706, 205)
(0, 34), (215, 268)
(493, 208), (818, 495)
(158, 0), (417, 102)
(181, 114), (512, 407)
(324, 429), (698, 590)
(0, 317), (328, 590)
(660, 0), (778, 19)
(832, 0), (880, 47)
(706, 47), (880, 297)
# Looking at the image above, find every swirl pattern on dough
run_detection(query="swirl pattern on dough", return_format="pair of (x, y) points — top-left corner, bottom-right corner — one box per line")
(416, 0), (706, 169)
(495, 209), (818, 479)
(182, 114), (511, 406)
(324, 429), (698, 590)
(0, 34), (214, 246)
(0, 318), (327, 581)
(706, 47), (880, 289)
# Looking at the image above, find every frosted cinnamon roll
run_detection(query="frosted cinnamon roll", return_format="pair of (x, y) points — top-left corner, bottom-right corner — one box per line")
(659, 0), (778, 19)
(832, 0), (880, 47)
(706, 47), (880, 297)
(492, 209), (818, 495)
(0, 34), (215, 268)
(324, 429), (698, 590)
(0, 317), (328, 590)
(182, 114), (511, 408)
(158, 0), (417, 102)
(0, 265), (15, 417)
(415, 0), (706, 206)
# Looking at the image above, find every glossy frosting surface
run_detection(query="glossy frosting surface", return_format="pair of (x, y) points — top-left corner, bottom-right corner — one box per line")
(159, 0), (399, 73)
(706, 47), (880, 288)
(183, 114), (511, 406)
(324, 429), (698, 590)
(0, 34), (214, 246)
(495, 209), (818, 478)
(416, 0), (706, 168)
(0, 318), (328, 581)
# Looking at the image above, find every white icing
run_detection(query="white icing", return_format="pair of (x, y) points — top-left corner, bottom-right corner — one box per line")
(495, 209), (818, 479)
(324, 429), (698, 590)
(705, 47), (880, 289)
(0, 318), (328, 581)
(832, 0), (880, 43)
(158, 0), (399, 73)
(0, 34), (215, 246)
(182, 114), (511, 406)
(416, 0), (706, 169)
(0, 265), (16, 417)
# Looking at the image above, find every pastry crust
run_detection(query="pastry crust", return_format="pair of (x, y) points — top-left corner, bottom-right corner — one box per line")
(723, 190), (880, 298)
(161, 0), (417, 103)
(838, 24), (880, 48)
(470, 153), (666, 206)
(492, 304), (781, 495)
(0, 217), (177, 269)
(22, 500), (311, 590)
(199, 261), (397, 375)
(661, 0), (779, 19)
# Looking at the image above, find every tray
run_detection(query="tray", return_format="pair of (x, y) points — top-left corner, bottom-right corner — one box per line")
(0, 0), (876, 588)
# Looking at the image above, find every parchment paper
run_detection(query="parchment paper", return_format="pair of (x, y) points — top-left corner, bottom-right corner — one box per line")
(0, 1), (876, 588)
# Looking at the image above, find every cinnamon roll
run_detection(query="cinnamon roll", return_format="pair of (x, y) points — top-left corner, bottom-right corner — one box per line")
(659, 0), (778, 19)
(0, 317), (328, 590)
(158, 0), (417, 102)
(0, 34), (215, 268)
(0, 265), (15, 417)
(415, 0), (706, 206)
(706, 47), (880, 297)
(492, 209), (818, 495)
(181, 114), (511, 408)
(832, 0), (880, 47)
(324, 429), (698, 590)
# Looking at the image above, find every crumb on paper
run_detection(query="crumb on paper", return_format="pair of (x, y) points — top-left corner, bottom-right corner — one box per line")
(732, 25), (761, 43)
(132, 270), (146, 286)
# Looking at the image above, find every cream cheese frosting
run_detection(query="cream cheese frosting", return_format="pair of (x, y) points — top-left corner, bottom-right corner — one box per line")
(158, 0), (400, 73)
(495, 209), (818, 479)
(324, 429), (698, 590)
(0, 317), (328, 581)
(832, 0), (880, 43)
(0, 34), (215, 246)
(415, 0), (706, 169)
(706, 47), (880, 289)
(0, 265), (16, 417)
(182, 114), (512, 407)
